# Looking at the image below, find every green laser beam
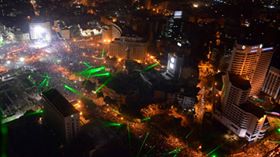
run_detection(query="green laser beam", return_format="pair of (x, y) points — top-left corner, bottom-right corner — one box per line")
(92, 72), (111, 77)
(167, 147), (182, 155)
(206, 144), (223, 156)
(210, 153), (218, 157)
(25, 109), (44, 117)
(143, 62), (159, 72)
(81, 66), (105, 74)
(112, 109), (121, 115)
(1, 125), (8, 157)
(64, 84), (81, 95)
(127, 125), (131, 148)
(185, 130), (193, 140)
(101, 49), (106, 58)
(137, 132), (150, 157)
(104, 121), (123, 127)
(82, 62), (92, 68)
(0, 36), (4, 47)
(80, 66), (106, 78)
(37, 74), (51, 92)
(94, 77), (112, 93)
(1, 112), (8, 157)
(141, 117), (151, 122)
(108, 123), (122, 127)
(39, 78), (47, 88)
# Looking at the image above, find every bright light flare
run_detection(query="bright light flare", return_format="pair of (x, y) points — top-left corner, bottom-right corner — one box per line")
(193, 3), (199, 8)
(19, 57), (25, 62)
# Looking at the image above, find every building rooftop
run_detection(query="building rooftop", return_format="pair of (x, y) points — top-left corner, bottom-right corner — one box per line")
(42, 89), (78, 117)
(229, 73), (251, 90)
(240, 101), (265, 119)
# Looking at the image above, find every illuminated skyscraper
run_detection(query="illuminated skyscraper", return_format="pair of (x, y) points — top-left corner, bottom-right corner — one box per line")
(162, 11), (185, 41)
(251, 47), (274, 96)
(163, 53), (184, 80)
(215, 73), (269, 142)
(229, 43), (274, 96)
(221, 73), (251, 110)
(215, 43), (273, 142)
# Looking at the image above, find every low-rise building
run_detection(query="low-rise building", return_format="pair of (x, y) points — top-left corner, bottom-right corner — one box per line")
(108, 37), (148, 61)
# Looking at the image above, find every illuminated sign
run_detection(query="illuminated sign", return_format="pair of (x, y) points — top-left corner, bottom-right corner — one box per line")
(174, 11), (182, 19)
(168, 55), (177, 73)
(262, 47), (273, 52)
(250, 49), (258, 53)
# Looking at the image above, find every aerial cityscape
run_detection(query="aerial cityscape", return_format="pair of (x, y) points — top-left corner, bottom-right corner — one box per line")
(0, 0), (280, 157)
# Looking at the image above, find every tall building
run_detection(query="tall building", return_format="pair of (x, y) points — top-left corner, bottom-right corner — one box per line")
(163, 53), (184, 80)
(162, 11), (185, 42)
(215, 73), (269, 142)
(42, 88), (80, 142)
(262, 66), (280, 104)
(229, 44), (262, 81)
(229, 43), (274, 96)
(221, 73), (251, 110)
(250, 47), (274, 95)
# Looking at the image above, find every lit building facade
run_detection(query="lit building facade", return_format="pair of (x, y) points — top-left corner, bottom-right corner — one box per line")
(215, 73), (269, 142)
(229, 43), (274, 96)
(42, 89), (80, 142)
(221, 73), (250, 107)
(163, 53), (184, 80)
(108, 37), (148, 60)
(262, 66), (280, 104)
(162, 11), (185, 42)
(102, 24), (122, 43)
(215, 102), (269, 142)
(251, 47), (274, 96)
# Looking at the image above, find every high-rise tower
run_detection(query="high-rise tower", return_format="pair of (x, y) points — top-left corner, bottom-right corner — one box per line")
(216, 72), (269, 142)
(229, 43), (273, 96)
